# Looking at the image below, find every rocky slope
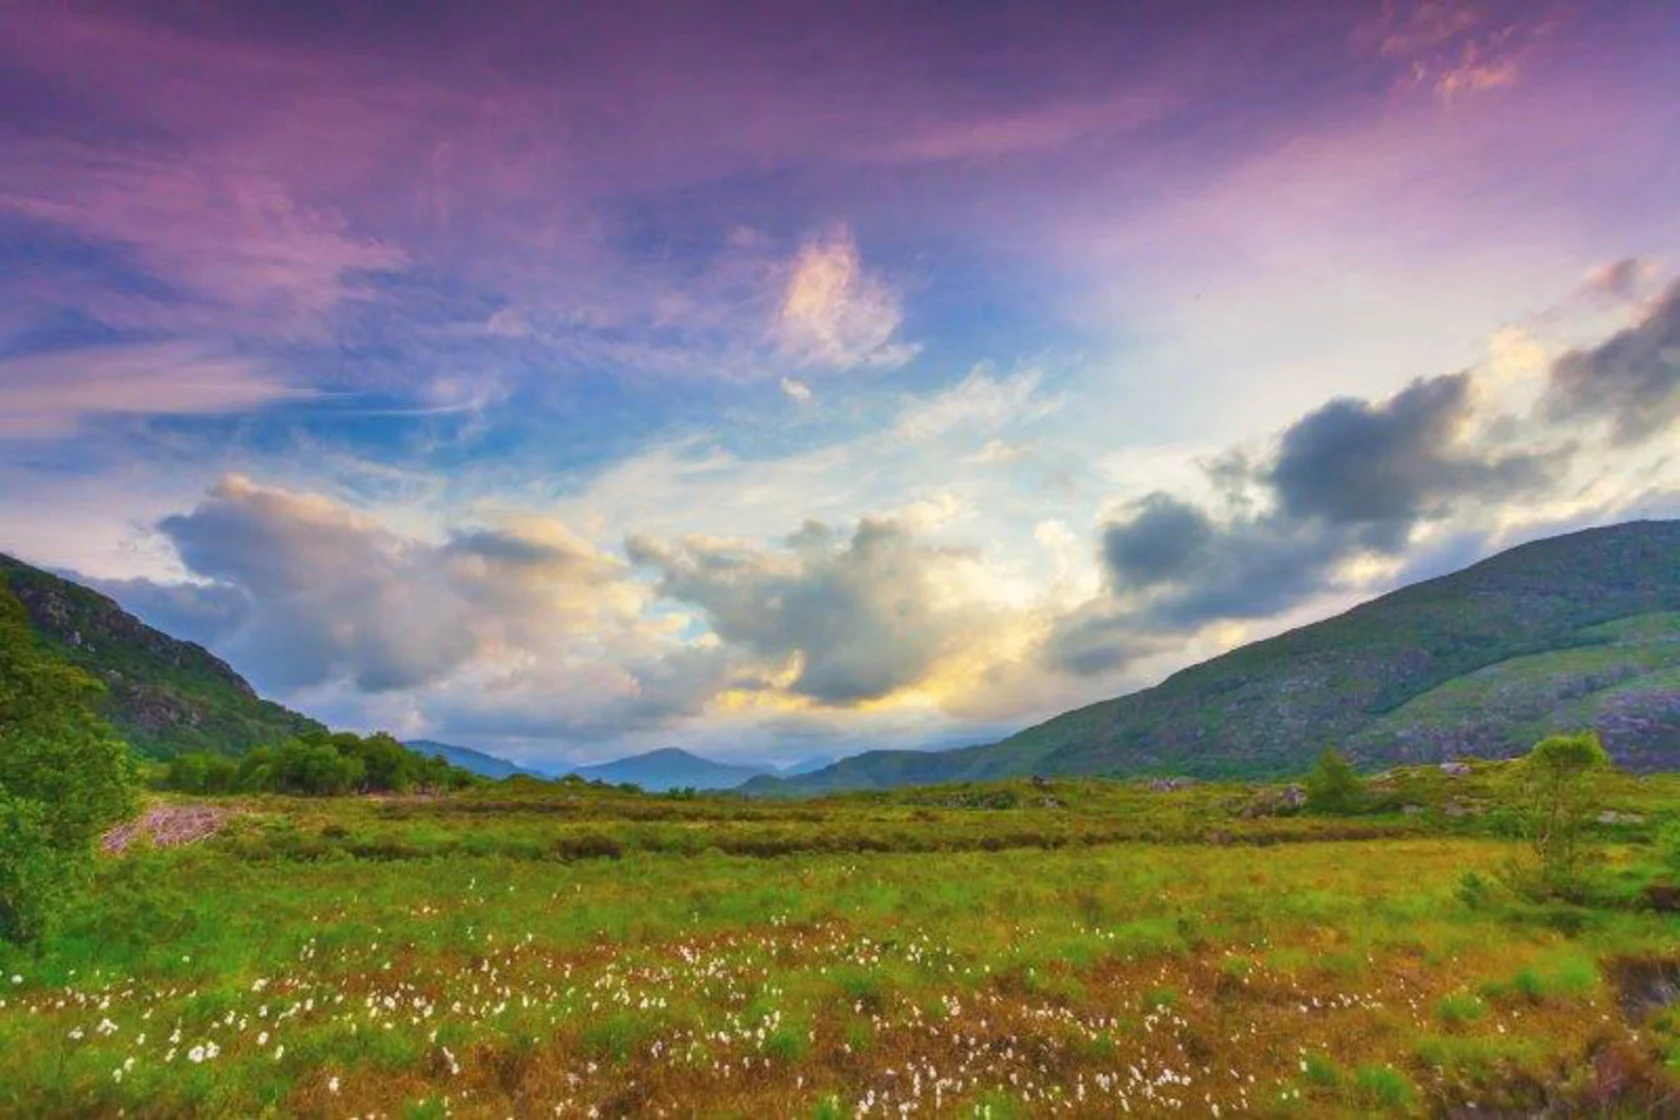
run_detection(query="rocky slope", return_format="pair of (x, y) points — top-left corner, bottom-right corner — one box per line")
(0, 553), (321, 757)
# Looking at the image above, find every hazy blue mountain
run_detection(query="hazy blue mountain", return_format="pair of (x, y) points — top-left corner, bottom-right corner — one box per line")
(776, 755), (837, 776)
(564, 747), (772, 791)
(406, 740), (537, 780)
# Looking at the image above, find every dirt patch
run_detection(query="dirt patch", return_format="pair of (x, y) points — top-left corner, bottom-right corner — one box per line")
(102, 803), (238, 854)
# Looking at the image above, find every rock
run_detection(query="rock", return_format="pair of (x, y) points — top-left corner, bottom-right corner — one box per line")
(1279, 784), (1307, 809)
(1443, 801), (1471, 818)
(1402, 804), (1424, 815)
(1440, 761), (1472, 777)
(1148, 777), (1198, 793)
(1030, 774), (1050, 789)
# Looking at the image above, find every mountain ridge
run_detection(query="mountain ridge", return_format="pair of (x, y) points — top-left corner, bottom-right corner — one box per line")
(564, 747), (773, 791)
(406, 739), (537, 780)
(748, 520), (1680, 794)
(0, 552), (322, 757)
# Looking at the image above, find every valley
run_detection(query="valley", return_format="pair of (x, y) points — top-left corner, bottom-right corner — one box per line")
(5, 771), (1680, 1116)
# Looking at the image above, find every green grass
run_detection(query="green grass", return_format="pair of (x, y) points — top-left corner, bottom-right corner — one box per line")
(5, 770), (1680, 1115)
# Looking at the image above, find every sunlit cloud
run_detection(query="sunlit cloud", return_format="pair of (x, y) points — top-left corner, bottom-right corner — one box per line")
(1, 0), (1676, 765)
(776, 227), (918, 371)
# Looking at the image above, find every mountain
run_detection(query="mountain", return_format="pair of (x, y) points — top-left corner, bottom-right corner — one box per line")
(776, 755), (837, 776)
(752, 520), (1680, 794)
(0, 553), (322, 757)
(406, 739), (537, 780)
(564, 747), (772, 791)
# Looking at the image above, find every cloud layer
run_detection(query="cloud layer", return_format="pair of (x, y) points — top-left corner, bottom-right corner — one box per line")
(3, 2), (1678, 764)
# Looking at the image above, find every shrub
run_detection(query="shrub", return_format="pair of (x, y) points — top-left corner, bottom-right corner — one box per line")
(1437, 990), (1487, 1026)
(1655, 820), (1680, 875)
(1302, 1052), (1341, 1087)
(1455, 870), (1493, 909)
(1353, 1064), (1414, 1109)
(1305, 747), (1364, 814)
(1515, 733), (1612, 896)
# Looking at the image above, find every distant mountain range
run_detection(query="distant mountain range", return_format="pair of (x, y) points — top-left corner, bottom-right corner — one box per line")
(0, 553), (321, 757)
(11, 521), (1679, 793)
(401, 741), (835, 788)
(747, 520), (1680, 795)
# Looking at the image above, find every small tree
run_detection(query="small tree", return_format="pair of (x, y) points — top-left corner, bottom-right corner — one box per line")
(1305, 747), (1364, 814)
(0, 588), (137, 942)
(1516, 732), (1611, 895)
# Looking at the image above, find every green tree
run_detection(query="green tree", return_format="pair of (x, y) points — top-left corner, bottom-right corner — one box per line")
(235, 746), (276, 792)
(1516, 732), (1611, 895)
(343, 732), (417, 793)
(0, 587), (137, 942)
(1305, 747), (1364, 814)
(162, 753), (237, 794)
(275, 739), (364, 795)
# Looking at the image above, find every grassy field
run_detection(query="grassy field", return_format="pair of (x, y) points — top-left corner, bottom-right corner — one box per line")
(5, 771), (1680, 1117)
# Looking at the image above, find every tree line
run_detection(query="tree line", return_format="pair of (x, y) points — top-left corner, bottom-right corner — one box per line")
(161, 731), (477, 796)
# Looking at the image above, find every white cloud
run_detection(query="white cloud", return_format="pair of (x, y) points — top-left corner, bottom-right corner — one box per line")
(0, 342), (308, 437)
(776, 226), (919, 370)
(895, 365), (1063, 440)
(141, 476), (725, 745)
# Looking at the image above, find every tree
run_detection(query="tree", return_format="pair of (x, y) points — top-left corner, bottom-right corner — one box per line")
(343, 732), (417, 793)
(275, 739), (364, 795)
(163, 753), (237, 794)
(0, 588), (137, 942)
(1305, 747), (1364, 814)
(1516, 732), (1611, 895)
(236, 747), (276, 792)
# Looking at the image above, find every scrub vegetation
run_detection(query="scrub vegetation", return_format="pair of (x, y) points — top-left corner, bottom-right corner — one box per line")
(7, 746), (1680, 1117)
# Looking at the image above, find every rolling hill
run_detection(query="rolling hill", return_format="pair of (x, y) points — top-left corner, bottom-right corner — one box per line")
(748, 520), (1680, 794)
(0, 552), (322, 757)
(564, 747), (772, 791)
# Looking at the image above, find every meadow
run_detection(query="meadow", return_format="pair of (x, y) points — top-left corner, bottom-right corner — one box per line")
(5, 768), (1680, 1118)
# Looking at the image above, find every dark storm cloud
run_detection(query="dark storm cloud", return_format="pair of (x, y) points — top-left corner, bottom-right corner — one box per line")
(1547, 279), (1680, 443)
(1088, 373), (1566, 638)
(1269, 372), (1557, 548)
(1099, 498), (1347, 627)
(1099, 494), (1215, 588)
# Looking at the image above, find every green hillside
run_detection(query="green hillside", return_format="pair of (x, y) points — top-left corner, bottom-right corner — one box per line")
(753, 520), (1680, 794)
(0, 553), (321, 758)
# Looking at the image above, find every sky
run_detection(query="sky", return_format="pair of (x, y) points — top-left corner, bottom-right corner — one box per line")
(3, 0), (1679, 769)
